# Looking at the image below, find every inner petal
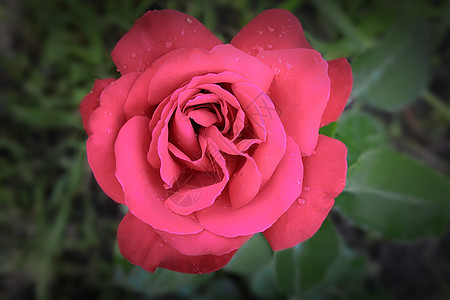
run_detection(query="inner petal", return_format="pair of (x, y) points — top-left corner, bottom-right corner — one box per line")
(164, 137), (230, 215)
(169, 109), (202, 160)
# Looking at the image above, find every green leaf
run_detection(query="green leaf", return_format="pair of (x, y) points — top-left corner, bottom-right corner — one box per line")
(336, 111), (388, 166)
(223, 233), (272, 276)
(249, 261), (281, 299)
(113, 266), (212, 297)
(337, 148), (450, 240)
(303, 248), (380, 300)
(274, 218), (340, 296)
(319, 121), (338, 138)
(351, 18), (429, 111)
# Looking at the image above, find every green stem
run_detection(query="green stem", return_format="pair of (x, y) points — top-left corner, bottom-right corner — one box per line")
(422, 90), (450, 122)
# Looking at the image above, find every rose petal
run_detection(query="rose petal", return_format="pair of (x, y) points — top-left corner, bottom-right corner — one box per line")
(228, 156), (262, 209)
(112, 9), (222, 74)
(263, 135), (347, 251)
(115, 116), (203, 234)
(231, 82), (286, 186)
(80, 78), (115, 135)
(231, 9), (312, 56)
(320, 58), (353, 127)
(170, 109), (202, 160)
(154, 228), (252, 256)
(196, 136), (303, 237)
(147, 45), (274, 105)
(118, 212), (236, 274)
(257, 49), (330, 156)
(123, 68), (156, 120)
(86, 73), (141, 204)
(165, 138), (229, 215)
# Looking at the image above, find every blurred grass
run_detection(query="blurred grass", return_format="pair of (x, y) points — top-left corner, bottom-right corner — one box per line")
(0, 0), (449, 299)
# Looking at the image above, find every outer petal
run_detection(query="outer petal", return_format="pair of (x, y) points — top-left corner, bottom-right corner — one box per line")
(263, 135), (347, 251)
(231, 9), (312, 56)
(154, 228), (252, 256)
(79, 78), (115, 135)
(196, 136), (303, 237)
(147, 45), (274, 105)
(320, 58), (353, 127)
(118, 212), (237, 274)
(86, 73), (141, 204)
(257, 49), (330, 156)
(112, 10), (222, 74)
(115, 116), (203, 234)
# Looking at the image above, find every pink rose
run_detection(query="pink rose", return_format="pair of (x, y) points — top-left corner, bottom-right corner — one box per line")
(80, 9), (352, 274)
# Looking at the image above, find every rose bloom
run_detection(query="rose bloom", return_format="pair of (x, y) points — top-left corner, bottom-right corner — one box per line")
(80, 9), (352, 274)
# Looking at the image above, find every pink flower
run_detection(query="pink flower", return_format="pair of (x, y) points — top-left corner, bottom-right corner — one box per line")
(80, 9), (352, 274)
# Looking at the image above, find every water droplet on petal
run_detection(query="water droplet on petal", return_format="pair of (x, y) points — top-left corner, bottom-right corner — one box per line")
(122, 64), (128, 70)
(186, 17), (193, 24)
(303, 186), (311, 192)
(311, 150), (317, 155)
(298, 198), (306, 205)
(286, 63), (293, 70)
(105, 128), (111, 133)
(258, 30), (264, 35)
(296, 179), (302, 184)
(267, 43), (273, 49)
(181, 28), (185, 35)
(268, 26), (275, 33)
(131, 52), (136, 58)
(274, 67), (281, 75)
(165, 41), (173, 48)
(158, 242), (164, 247)
(277, 58), (282, 64)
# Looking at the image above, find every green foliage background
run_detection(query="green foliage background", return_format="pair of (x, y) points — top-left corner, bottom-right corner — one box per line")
(1, 0), (449, 299)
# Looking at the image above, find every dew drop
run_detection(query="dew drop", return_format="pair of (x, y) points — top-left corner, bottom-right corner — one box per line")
(311, 150), (317, 155)
(165, 41), (173, 48)
(158, 242), (164, 247)
(181, 28), (185, 36)
(122, 64), (128, 70)
(145, 192), (149, 197)
(268, 26), (275, 33)
(147, 47), (152, 52)
(274, 67), (281, 75)
(296, 179), (302, 185)
(105, 128), (111, 134)
(278, 33), (283, 38)
(277, 58), (282, 64)
(186, 17), (193, 24)
(303, 186), (311, 192)
(131, 52), (136, 58)
(258, 30), (264, 35)
(286, 63), (293, 70)
(267, 43), (273, 49)
(298, 198), (306, 205)
(235, 57), (240, 62)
